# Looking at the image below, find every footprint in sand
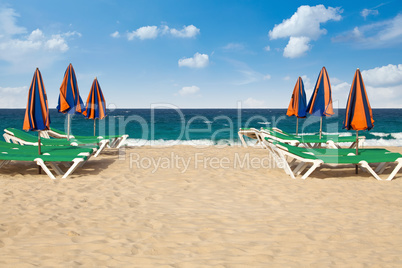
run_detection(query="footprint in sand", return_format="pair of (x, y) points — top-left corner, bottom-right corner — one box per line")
(131, 245), (139, 255)
(67, 230), (80, 237)
(0, 239), (4, 248)
(128, 200), (140, 208)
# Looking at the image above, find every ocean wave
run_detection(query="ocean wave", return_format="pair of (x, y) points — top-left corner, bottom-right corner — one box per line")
(125, 138), (244, 147)
(364, 139), (402, 147)
(391, 133), (402, 140)
(124, 137), (402, 147)
(258, 122), (271, 125)
(370, 132), (390, 138)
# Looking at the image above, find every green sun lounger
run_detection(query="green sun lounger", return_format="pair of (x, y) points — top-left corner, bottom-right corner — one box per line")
(0, 140), (97, 156)
(259, 128), (364, 149)
(238, 128), (263, 147)
(3, 128), (109, 157)
(265, 139), (402, 181)
(45, 127), (129, 148)
(0, 147), (90, 180)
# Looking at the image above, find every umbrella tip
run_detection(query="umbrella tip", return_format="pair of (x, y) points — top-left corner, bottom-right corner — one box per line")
(357, 68), (360, 70)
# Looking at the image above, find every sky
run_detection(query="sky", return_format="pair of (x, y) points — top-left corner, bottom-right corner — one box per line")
(0, 0), (401, 109)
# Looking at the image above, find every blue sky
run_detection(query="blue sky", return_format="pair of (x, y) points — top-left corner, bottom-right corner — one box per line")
(0, 0), (401, 108)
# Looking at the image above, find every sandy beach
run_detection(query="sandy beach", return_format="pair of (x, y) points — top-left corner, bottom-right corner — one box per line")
(1, 145), (402, 267)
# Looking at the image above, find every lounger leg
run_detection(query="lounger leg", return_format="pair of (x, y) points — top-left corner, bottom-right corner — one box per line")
(296, 163), (309, 175)
(385, 159), (402, 181)
(294, 163), (308, 175)
(359, 161), (382, 181)
(301, 161), (322, 180)
(116, 135), (129, 149)
(326, 141), (338, 149)
(62, 159), (85, 179)
(238, 133), (248, 148)
(3, 133), (11, 143)
(94, 140), (109, 157)
(48, 162), (64, 176)
(34, 159), (56, 180)
(375, 162), (387, 173)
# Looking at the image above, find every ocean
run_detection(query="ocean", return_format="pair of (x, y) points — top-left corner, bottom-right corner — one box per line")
(1, 108), (402, 146)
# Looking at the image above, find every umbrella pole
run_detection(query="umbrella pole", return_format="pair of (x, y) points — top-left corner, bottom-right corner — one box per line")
(38, 131), (41, 174)
(94, 119), (96, 136)
(67, 114), (71, 141)
(296, 117), (299, 136)
(355, 130), (359, 174)
(319, 117), (322, 139)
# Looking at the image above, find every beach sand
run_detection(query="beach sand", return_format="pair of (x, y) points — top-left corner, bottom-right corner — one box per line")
(1, 145), (402, 267)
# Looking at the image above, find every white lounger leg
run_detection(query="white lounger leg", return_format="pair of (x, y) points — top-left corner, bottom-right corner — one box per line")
(238, 132), (248, 148)
(34, 158), (56, 180)
(293, 162), (306, 175)
(62, 158), (85, 179)
(359, 161), (382, 181)
(115, 135), (129, 148)
(48, 162), (64, 176)
(94, 140), (109, 157)
(385, 159), (402, 181)
(301, 161), (322, 180)
(375, 162), (388, 174)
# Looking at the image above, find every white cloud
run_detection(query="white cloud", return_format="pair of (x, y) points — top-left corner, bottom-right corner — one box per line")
(283, 75), (291, 81)
(361, 8), (379, 19)
(0, 86), (28, 108)
(269, 5), (342, 58)
(333, 14), (402, 48)
(365, 84), (402, 107)
(264, 45), (270, 51)
(45, 34), (69, 52)
(362, 64), (402, 86)
(63, 31), (81, 38)
(178, 86), (200, 96)
(332, 81), (350, 92)
(170, 25), (200, 38)
(283, 36), (311, 58)
(127, 26), (158, 40)
(127, 24), (200, 40)
(223, 42), (245, 51)
(110, 31), (120, 38)
(243, 97), (265, 108)
(0, 8), (26, 36)
(0, 7), (79, 70)
(178, 52), (209, 68)
(263, 74), (271, 80)
(269, 5), (342, 39)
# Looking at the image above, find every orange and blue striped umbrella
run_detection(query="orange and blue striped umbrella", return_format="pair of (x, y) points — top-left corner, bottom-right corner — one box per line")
(286, 77), (306, 135)
(306, 67), (334, 116)
(57, 63), (84, 115)
(306, 67), (334, 138)
(83, 78), (106, 120)
(23, 68), (50, 155)
(343, 68), (374, 172)
(57, 63), (84, 139)
(82, 78), (106, 136)
(343, 68), (374, 132)
(23, 68), (50, 131)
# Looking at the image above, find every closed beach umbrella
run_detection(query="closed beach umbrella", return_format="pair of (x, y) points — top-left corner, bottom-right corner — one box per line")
(306, 67), (334, 138)
(82, 77), (106, 136)
(57, 63), (84, 140)
(343, 68), (374, 166)
(23, 68), (50, 155)
(286, 77), (307, 135)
